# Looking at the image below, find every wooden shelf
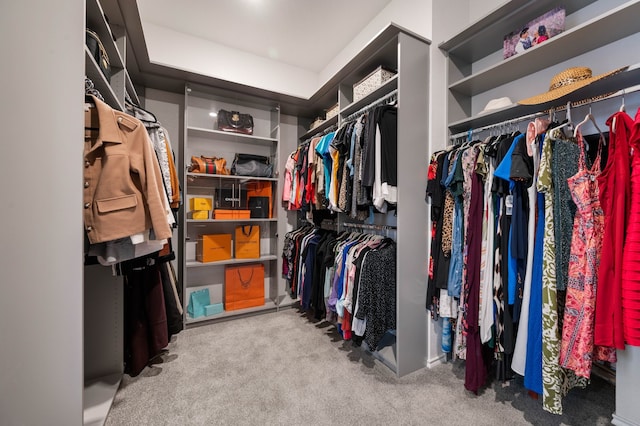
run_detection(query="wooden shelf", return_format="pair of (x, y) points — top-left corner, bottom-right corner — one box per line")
(186, 218), (277, 223)
(186, 172), (277, 182)
(447, 0), (640, 97)
(83, 373), (121, 426)
(448, 64), (640, 133)
(85, 0), (125, 70)
(439, 0), (597, 62)
(85, 47), (122, 111)
(339, 75), (398, 118)
(187, 126), (278, 143)
(185, 298), (277, 324)
(186, 255), (278, 268)
(299, 115), (338, 140)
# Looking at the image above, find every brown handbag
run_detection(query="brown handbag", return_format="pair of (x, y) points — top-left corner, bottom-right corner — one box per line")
(189, 156), (230, 175)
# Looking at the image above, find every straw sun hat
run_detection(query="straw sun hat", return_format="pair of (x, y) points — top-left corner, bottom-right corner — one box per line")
(518, 66), (628, 105)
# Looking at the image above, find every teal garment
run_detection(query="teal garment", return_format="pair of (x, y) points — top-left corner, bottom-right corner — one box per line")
(315, 132), (336, 196)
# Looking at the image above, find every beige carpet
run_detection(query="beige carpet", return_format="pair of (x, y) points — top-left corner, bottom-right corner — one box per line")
(105, 308), (614, 425)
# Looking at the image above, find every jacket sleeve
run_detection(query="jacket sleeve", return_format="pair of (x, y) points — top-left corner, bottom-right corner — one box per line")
(132, 129), (173, 241)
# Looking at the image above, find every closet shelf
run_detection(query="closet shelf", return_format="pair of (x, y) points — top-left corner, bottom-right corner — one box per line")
(439, 0), (596, 62)
(186, 172), (278, 182)
(339, 75), (398, 118)
(186, 219), (278, 223)
(86, 0), (125, 70)
(186, 255), (278, 268)
(83, 373), (121, 426)
(185, 299), (277, 324)
(187, 126), (278, 144)
(85, 46), (122, 111)
(448, 63), (640, 133)
(299, 115), (338, 141)
(447, 0), (640, 97)
(124, 70), (140, 106)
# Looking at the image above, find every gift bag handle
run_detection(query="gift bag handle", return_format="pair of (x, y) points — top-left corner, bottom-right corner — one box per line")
(237, 268), (255, 289)
(241, 225), (254, 237)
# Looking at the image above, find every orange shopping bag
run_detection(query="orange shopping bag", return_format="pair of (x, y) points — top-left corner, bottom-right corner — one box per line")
(224, 263), (265, 311)
(235, 225), (260, 259)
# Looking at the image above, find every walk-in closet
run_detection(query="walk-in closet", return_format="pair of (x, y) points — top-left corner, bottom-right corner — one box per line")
(2, 1), (639, 425)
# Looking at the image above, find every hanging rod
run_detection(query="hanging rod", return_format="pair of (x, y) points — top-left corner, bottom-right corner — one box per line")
(343, 89), (398, 122)
(449, 111), (543, 141)
(341, 222), (397, 231)
(449, 83), (640, 141)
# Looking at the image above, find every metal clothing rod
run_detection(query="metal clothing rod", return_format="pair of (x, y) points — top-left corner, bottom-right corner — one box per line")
(449, 83), (640, 141)
(344, 89), (398, 122)
(341, 222), (397, 231)
(449, 111), (543, 141)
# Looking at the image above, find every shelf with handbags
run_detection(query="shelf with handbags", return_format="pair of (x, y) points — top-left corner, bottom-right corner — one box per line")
(181, 83), (283, 325)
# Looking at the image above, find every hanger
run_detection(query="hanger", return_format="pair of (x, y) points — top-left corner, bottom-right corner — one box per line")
(620, 89), (626, 112)
(573, 105), (604, 144)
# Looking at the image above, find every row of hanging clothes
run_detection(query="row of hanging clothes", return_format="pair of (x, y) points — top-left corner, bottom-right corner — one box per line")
(283, 91), (398, 222)
(282, 224), (397, 352)
(426, 93), (640, 413)
(84, 78), (183, 376)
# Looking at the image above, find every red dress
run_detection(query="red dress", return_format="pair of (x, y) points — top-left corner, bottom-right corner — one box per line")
(621, 108), (640, 346)
(595, 111), (633, 349)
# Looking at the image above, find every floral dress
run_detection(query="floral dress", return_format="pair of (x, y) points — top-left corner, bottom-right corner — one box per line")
(560, 130), (616, 379)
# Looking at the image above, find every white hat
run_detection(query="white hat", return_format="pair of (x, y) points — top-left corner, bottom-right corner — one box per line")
(479, 97), (513, 114)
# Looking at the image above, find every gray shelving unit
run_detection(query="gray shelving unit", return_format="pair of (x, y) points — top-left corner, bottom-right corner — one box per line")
(181, 83), (285, 326)
(295, 24), (431, 378)
(440, 0), (640, 132)
(84, 0), (143, 424)
(440, 1), (640, 424)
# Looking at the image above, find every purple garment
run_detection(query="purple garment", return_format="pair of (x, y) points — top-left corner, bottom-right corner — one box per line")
(464, 163), (488, 393)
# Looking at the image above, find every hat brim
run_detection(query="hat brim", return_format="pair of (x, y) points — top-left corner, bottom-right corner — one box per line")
(517, 66), (628, 106)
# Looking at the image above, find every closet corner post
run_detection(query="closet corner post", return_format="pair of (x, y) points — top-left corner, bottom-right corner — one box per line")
(395, 32), (430, 377)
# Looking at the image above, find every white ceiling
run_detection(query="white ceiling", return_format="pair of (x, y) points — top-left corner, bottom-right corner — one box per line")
(137, 0), (393, 73)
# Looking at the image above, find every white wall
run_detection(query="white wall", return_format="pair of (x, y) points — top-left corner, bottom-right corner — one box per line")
(141, 22), (320, 99)
(0, 0), (84, 424)
(142, 0), (434, 100)
(469, 0), (508, 24)
(318, 0), (433, 87)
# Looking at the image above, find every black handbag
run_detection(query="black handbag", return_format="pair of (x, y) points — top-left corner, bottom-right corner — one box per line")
(248, 197), (270, 218)
(217, 109), (254, 135)
(85, 29), (111, 82)
(231, 154), (273, 177)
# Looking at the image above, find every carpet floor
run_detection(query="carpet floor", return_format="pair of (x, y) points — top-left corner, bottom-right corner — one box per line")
(105, 308), (615, 425)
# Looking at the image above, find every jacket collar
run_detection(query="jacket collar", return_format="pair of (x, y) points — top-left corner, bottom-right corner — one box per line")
(87, 95), (124, 154)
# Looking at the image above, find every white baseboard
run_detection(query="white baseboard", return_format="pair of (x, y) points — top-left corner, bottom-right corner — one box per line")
(612, 412), (640, 426)
(426, 353), (446, 368)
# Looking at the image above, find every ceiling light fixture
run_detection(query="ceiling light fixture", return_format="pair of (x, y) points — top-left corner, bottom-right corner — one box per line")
(209, 112), (217, 117)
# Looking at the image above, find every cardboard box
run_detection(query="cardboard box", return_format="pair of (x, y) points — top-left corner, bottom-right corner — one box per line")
(204, 303), (224, 316)
(197, 234), (232, 262)
(213, 209), (251, 220)
(190, 197), (213, 211)
(191, 210), (209, 220)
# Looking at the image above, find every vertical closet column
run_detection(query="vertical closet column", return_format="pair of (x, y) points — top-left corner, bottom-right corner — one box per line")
(395, 33), (430, 377)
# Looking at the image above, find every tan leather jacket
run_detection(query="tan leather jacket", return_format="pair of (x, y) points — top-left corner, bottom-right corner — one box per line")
(84, 96), (171, 244)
